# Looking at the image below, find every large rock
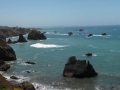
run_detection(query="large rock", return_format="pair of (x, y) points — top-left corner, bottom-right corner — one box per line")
(0, 39), (16, 61)
(0, 60), (10, 71)
(63, 56), (98, 78)
(20, 81), (35, 90)
(27, 30), (47, 40)
(17, 34), (27, 42)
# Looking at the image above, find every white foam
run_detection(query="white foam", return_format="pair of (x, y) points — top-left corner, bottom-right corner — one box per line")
(30, 43), (67, 48)
(93, 35), (102, 36)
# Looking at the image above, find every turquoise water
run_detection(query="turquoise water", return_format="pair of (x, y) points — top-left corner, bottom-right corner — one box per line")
(2, 25), (120, 90)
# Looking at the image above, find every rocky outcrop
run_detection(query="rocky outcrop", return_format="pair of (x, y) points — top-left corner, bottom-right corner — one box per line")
(88, 34), (93, 37)
(20, 81), (35, 90)
(79, 29), (84, 31)
(7, 38), (19, 44)
(0, 39), (16, 61)
(0, 60), (10, 71)
(86, 53), (92, 56)
(101, 33), (107, 36)
(17, 34), (27, 42)
(10, 76), (19, 80)
(7, 77), (36, 90)
(68, 32), (73, 36)
(63, 56), (98, 78)
(25, 61), (36, 65)
(27, 30), (47, 40)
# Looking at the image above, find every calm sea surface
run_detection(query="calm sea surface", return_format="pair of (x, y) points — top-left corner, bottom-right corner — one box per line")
(2, 25), (120, 90)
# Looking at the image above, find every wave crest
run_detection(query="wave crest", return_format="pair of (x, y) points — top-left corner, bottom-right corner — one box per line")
(30, 43), (67, 48)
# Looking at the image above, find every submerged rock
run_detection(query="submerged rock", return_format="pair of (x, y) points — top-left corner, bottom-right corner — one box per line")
(63, 56), (98, 78)
(27, 30), (47, 40)
(0, 39), (16, 61)
(10, 76), (19, 80)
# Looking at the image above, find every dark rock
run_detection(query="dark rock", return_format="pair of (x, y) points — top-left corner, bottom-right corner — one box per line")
(25, 71), (31, 73)
(0, 60), (10, 71)
(25, 61), (36, 65)
(7, 38), (18, 44)
(17, 34), (27, 42)
(27, 30), (47, 40)
(79, 29), (84, 31)
(63, 56), (98, 78)
(0, 39), (16, 61)
(20, 81), (35, 90)
(86, 53), (92, 56)
(101, 33), (107, 36)
(88, 34), (93, 37)
(10, 76), (19, 79)
(68, 32), (73, 36)
(0, 34), (6, 42)
(7, 38), (13, 44)
(67, 56), (77, 64)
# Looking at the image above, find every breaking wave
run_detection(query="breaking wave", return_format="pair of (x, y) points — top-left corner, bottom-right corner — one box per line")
(30, 43), (68, 48)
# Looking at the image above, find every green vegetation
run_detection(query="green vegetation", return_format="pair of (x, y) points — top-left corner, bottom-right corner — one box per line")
(0, 84), (10, 90)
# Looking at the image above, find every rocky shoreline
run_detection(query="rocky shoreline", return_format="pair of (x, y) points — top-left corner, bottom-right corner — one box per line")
(0, 26), (98, 90)
(0, 26), (38, 90)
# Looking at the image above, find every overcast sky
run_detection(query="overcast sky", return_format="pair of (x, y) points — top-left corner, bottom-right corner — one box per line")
(0, 0), (120, 27)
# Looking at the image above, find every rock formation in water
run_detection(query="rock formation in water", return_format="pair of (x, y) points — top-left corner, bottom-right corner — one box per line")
(0, 39), (16, 61)
(27, 30), (47, 40)
(68, 32), (73, 36)
(88, 34), (93, 37)
(85, 53), (92, 56)
(63, 56), (98, 78)
(17, 34), (27, 42)
(101, 33), (107, 36)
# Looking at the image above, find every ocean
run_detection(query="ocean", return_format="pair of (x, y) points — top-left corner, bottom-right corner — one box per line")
(1, 25), (120, 90)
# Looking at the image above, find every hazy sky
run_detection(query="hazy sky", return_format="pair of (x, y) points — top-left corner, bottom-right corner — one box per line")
(0, 0), (120, 27)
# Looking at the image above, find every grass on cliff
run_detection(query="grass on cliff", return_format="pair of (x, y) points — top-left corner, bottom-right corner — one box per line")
(0, 84), (10, 90)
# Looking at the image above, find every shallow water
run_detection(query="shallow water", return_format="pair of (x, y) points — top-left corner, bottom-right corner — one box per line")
(3, 25), (120, 90)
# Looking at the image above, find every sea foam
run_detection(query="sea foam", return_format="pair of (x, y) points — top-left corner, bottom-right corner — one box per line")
(30, 43), (67, 48)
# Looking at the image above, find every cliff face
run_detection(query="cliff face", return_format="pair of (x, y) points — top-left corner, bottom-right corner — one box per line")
(0, 39), (16, 61)
(0, 28), (31, 38)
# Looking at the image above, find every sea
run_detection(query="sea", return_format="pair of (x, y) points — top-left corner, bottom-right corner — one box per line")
(1, 25), (120, 90)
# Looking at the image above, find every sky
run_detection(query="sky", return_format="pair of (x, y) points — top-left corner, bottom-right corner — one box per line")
(0, 0), (120, 27)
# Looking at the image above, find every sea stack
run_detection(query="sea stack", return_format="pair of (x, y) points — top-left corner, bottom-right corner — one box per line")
(63, 56), (98, 78)
(27, 30), (47, 40)
(17, 34), (27, 42)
